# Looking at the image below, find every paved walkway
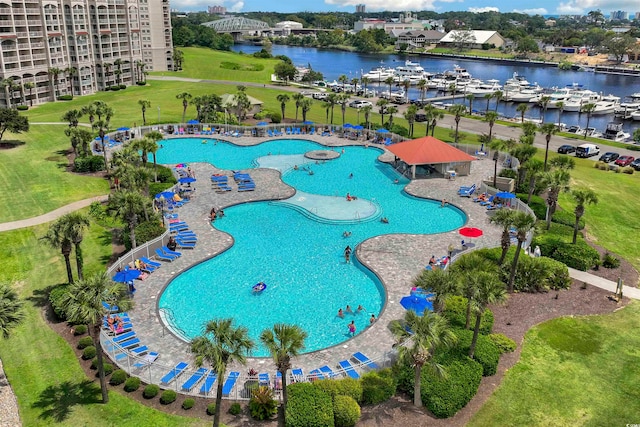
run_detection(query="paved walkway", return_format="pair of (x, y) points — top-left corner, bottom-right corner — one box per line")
(568, 268), (640, 300)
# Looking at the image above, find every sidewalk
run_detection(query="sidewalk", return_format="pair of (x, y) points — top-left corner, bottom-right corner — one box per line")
(0, 195), (109, 232)
(568, 267), (640, 300)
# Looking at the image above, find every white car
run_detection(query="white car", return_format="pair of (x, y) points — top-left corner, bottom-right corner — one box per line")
(311, 92), (327, 100)
(348, 100), (373, 109)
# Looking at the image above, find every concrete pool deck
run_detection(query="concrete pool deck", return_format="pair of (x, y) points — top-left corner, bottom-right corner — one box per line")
(118, 134), (503, 391)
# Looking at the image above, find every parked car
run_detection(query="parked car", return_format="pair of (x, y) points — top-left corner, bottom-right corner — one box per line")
(348, 100), (372, 109)
(410, 99), (429, 107)
(415, 113), (427, 122)
(630, 158), (640, 171)
(311, 92), (327, 100)
(599, 152), (620, 162)
(557, 144), (576, 154)
(615, 155), (635, 167)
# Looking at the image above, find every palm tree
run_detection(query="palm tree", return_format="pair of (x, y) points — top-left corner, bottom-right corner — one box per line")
(1, 79), (16, 108)
(465, 93), (474, 114)
(412, 268), (459, 313)
(404, 104), (418, 137)
(386, 105), (398, 129)
(539, 122), (558, 170)
(390, 311), (457, 407)
(483, 92), (493, 113)
(523, 158), (544, 205)
(276, 94), (290, 121)
(145, 131), (163, 181)
(541, 168), (571, 230)
(580, 103), (597, 139)
(62, 109), (82, 128)
(548, 155), (575, 171)
(402, 79), (411, 103)
(489, 208), (517, 265)
(48, 67), (61, 100)
(423, 103), (443, 137)
(516, 103), (529, 123)
(300, 98), (313, 123)
(362, 105), (372, 134)
(81, 103), (97, 126)
(537, 95), (551, 122)
(42, 218), (74, 283)
(60, 273), (132, 403)
(450, 104), (466, 143)
(376, 98), (389, 125)
(507, 212), (537, 292)
(292, 93), (304, 122)
(326, 93), (338, 124)
(62, 212), (91, 281)
(350, 77), (359, 94)
(428, 109), (444, 137)
(321, 101), (330, 123)
(176, 92), (192, 123)
(260, 324), (307, 425)
(65, 67), (77, 96)
(339, 93), (350, 125)
(493, 90), (503, 112)
(108, 190), (148, 248)
(93, 104), (114, 173)
(469, 273), (506, 358)
(138, 99), (151, 125)
(0, 283), (24, 339)
(103, 63), (112, 87)
(570, 187), (598, 244)
(360, 76), (370, 96)
(449, 252), (498, 328)
(384, 76), (395, 99)
(338, 74), (348, 93)
(484, 111), (499, 140)
(417, 79), (427, 104)
(191, 319), (254, 427)
(556, 101), (565, 129)
(24, 81), (35, 107)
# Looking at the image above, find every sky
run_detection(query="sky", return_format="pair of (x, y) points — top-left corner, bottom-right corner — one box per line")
(173, 0), (640, 16)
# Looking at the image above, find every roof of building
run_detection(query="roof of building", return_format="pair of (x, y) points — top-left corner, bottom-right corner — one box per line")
(220, 93), (263, 107)
(399, 30), (445, 39)
(386, 136), (477, 165)
(439, 30), (503, 44)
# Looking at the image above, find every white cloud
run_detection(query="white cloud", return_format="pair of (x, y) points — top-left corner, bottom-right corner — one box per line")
(324, 0), (438, 12)
(468, 6), (500, 13)
(172, 0), (241, 11)
(511, 8), (548, 15)
(229, 1), (244, 12)
(556, 0), (640, 14)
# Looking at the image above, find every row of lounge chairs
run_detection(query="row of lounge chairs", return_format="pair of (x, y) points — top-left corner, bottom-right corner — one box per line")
(159, 362), (239, 396)
(102, 311), (160, 368)
(473, 194), (504, 210)
(211, 174), (232, 193)
(233, 172), (255, 192)
(458, 183), (477, 197)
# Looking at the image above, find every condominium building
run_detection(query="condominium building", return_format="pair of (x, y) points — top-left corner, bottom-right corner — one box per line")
(0, 0), (173, 108)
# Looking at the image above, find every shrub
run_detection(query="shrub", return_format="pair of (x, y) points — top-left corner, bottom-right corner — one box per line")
(160, 389), (177, 404)
(229, 402), (241, 415)
(97, 363), (114, 377)
(72, 324), (87, 335)
(206, 403), (216, 415)
(77, 336), (94, 349)
(286, 382), (334, 427)
(452, 329), (501, 376)
(489, 333), (517, 353)
(312, 377), (362, 403)
(17, 105), (28, 111)
(552, 241), (600, 271)
(148, 182), (174, 197)
(110, 369), (128, 385)
(444, 296), (494, 334)
(119, 84), (126, 90)
(136, 81), (147, 86)
(134, 220), (165, 246)
(82, 346), (96, 359)
(553, 209), (584, 229)
(360, 369), (396, 405)
(249, 386), (277, 420)
(535, 256), (572, 290)
(143, 384), (160, 399)
(220, 61), (241, 70)
(48, 284), (69, 319)
(602, 252), (621, 268)
(333, 395), (361, 427)
(74, 155), (105, 172)
(498, 169), (517, 180)
(268, 111), (282, 124)
(155, 164), (178, 183)
(90, 358), (99, 370)
(57, 94), (73, 100)
(124, 377), (140, 392)
(110, 85), (121, 91)
(180, 398), (195, 410)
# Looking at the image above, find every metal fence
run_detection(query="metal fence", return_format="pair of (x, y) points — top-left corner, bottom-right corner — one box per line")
(106, 229), (172, 276)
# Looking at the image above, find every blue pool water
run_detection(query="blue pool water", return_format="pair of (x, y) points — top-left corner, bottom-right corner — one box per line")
(157, 138), (467, 356)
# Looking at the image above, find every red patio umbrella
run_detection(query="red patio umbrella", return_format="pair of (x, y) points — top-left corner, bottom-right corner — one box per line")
(459, 227), (483, 238)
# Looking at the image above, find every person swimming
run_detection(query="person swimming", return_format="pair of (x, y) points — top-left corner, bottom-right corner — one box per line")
(337, 308), (344, 318)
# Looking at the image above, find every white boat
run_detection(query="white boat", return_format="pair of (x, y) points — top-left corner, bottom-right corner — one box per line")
(393, 60), (430, 84)
(592, 95), (620, 115)
(507, 88), (542, 102)
(631, 110), (640, 121)
(530, 88), (574, 108)
(566, 125), (583, 134)
(562, 90), (601, 112)
(465, 80), (503, 98)
(504, 72), (530, 87)
(602, 122), (630, 141)
(614, 101), (640, 119)
(584, 127), (603, 138)
(362, 65), (395, 82)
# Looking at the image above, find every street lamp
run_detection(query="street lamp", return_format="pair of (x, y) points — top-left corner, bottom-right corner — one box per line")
(157, 106), (160, 123)
(493, 151), (499, 188)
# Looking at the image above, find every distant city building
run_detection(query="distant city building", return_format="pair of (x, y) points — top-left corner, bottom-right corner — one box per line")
(354, 12), (427, 35)
(274, 21), (304, 36)
(355, 4), (366, 13)
(635, 12), (640, 20)
(396, 30), (445, 49)
(208, 5), (226, 15)
(609, 11), (629, 21)
(545, 19), (556, 27)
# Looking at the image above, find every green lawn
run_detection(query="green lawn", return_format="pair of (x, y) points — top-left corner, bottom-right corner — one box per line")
(0, 126), (108, 222)
(468, 303), (640, 426)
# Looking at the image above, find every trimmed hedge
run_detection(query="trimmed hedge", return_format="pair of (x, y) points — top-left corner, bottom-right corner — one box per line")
(143, 384), (160, 399)
(124, 377), (140, 392)
(489, 333), (517, 353)
(518, 194), (546, 219)
(552, 209), (584, 230)
(160, 389), (177, 404)
(360, 369), (396, 406)
(333, 395), (361, 427)
(109, 369), (128, 385)
(82, 346), (96, 360)
(552, 240), (600, 271)
(444, 296), (494, 334)
(286, 382), (334, 427)
(49, 284), (69, 320)
(77, 336), (94, 350)
(229, 402), (241, 415)
(312, 377), (362, 403)
(74, 155), (105, 172)
(99, 363), (114, 377)
(72, 325), (87, 335)
(57, 94), (73, 100)
(206, 403), (216, 415)
(451, 329), (501, 376)
(154, 164), (179, 183)
(182, 398), (195, 410)
(17, 105), (28, 111)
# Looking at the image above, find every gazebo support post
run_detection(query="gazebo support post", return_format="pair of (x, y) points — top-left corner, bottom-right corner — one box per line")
(412, 164), (416, 179)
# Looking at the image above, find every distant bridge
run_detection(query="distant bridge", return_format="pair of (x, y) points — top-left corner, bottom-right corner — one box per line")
(202, 17), (269, 34)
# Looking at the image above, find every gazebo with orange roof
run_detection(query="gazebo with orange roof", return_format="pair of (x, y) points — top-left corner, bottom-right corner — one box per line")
(386, 136), (477, 179)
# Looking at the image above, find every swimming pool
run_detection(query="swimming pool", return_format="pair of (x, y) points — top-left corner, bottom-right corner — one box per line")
(157, 138), (467, 356)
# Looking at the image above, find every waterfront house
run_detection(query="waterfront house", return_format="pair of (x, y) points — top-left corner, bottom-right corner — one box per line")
(439, 30), (506, 49)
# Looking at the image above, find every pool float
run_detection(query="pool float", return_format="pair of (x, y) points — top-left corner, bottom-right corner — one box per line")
(202, 140), (207, 144)
(252, 282), (267, 293)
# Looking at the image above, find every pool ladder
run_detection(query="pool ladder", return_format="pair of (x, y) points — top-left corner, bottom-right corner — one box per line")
(159, 307), (189, 341)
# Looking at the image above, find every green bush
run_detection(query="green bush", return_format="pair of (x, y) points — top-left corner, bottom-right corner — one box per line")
(498, 169), (517, 180)
(552, 241), (600, 271)
(109, 369), (128, 385)
(90, 358), (98, 370)
(268, 111), (282, 124)
(74, 155), (105, 172)
(82, 346), (96, 360)
(333, 395), (361, 427)
(249, 386), (277, 420)
(220, 61), (241, 70)
(160, 389), (177, 404)
(286, 382), (334, 427)
(77, 336), (94, 350)
(552, 209), (584, 230)
(229, 402), (241, 415)
(48, 284), (69, 320)
(602, 252), (620, 268)
(182, 398), (195, 410)
(155, 164), (178, 183)
(312, 377), (362, 403)
(72, 324), (87, 335)
(489, 333), (517, 353)
(134, 219), (165, 246)
(206, 403), (216, 415)
(444, 296), (494, 334)
(143, 384), (160, 399)
(110, 85), (121, 91)
(452, 329), (501, 376)
(535, 257), (572, 290)
(17, 105), (28, 111)
(119, 84), (126, 90)
(622, 167), (635, 174)
(124, 377), (141, 392)
(98, 363), (114, 377)
(360, 369), (396, 405)
(517, 194), (546, 219)
(57, 94), (73, 100)
(148, 182), (174, 197)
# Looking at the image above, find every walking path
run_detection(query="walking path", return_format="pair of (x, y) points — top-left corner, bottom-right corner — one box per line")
(568, 268), (640, 300)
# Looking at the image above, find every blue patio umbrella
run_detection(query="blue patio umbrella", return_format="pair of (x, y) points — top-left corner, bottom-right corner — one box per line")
(353, 125), (364, 130)
(155, 191), (175, 199)
(495, 191), (516, 199)
(187, 119), (200, 124)
(256, 121), (268, 126)
(178, 176), (196, 184)
(343, 123), (353, 128)
(117, 127), (130, 131)
(112, 269), (141, 283)
(376, 128), (389, 133)
(400, 295), (433, 316)
(303, 120), (314, 125)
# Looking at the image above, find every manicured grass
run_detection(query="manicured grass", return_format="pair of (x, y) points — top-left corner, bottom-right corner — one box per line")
(151, 47), (280, 83)
(468, 303), (640, 426)
(0, 126), (109, 222)
(0, 219), (207, 426)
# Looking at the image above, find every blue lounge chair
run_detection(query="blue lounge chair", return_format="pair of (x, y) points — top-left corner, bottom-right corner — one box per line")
(222, 371), (240, 396)
(160, 362), (189, 385)
(339, 360), (360, 379)
(175, 240), (196, 249)
(162, 246), (182, 257)
(112, 331), (136, 343)
(132, 351), (159, 368)
(319, 365), (338, 378)
(258, 373), (270, 386)
(181, 368), (208, 392)
(200, 371), (218, 395)
(291, 368), (304, 382)
(308, 369), (324, 380)
(130, 345), (149, 356)
(119, 338), (140, 349)
(352, 352), (379, 369)
(479, 196), (494, 206)
(102, 301), (119, 312)
(459, 186), (476, 197)
(155, 248), (176, 262)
